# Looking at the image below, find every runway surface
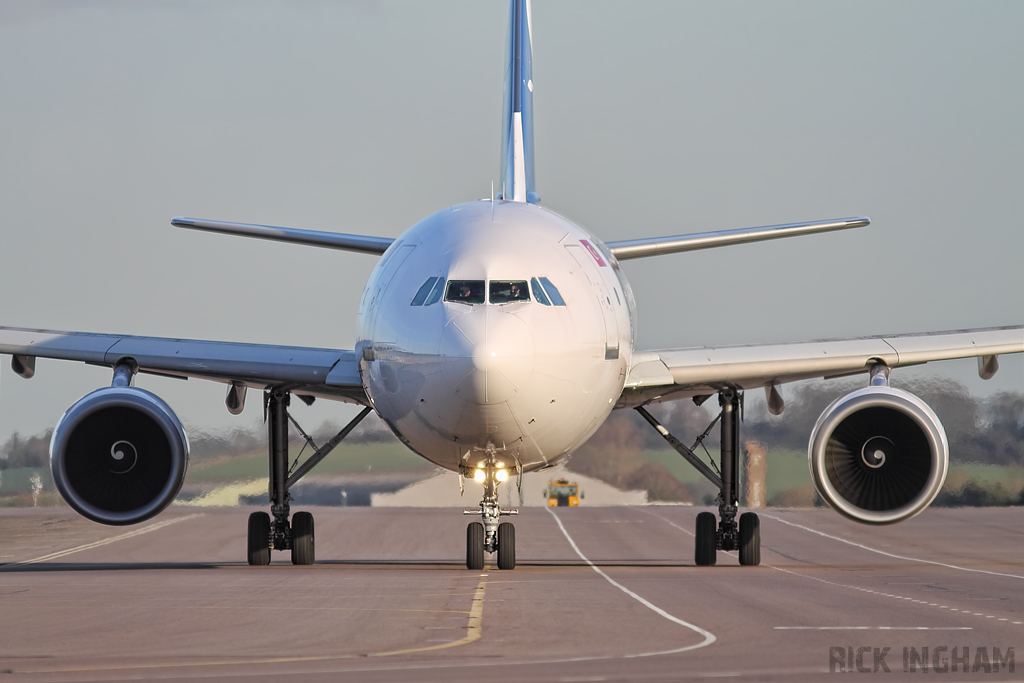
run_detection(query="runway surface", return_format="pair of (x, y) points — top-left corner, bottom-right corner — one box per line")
(1, 505), (1022, 681)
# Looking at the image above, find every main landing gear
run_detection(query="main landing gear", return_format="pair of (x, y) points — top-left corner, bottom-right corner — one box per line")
(247, 389), (372, 566)
(464, 458), (518, 570)
(636, 388), (761, 567)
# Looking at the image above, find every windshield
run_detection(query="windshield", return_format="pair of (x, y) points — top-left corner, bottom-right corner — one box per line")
(445, 280), (485, 304)
(549, 485), (577, 497)
(489, 280), (530, 304)
(530, 278), (550, 305)
(538, 277), (566, 306)
(423, 279), (444, 305)
(411, 277), (438, 306)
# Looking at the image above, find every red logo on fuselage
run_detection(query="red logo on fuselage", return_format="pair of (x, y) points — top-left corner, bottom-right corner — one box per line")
(579, 240), (606, 267)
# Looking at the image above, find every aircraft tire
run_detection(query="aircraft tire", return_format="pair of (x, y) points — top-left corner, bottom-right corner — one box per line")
(467, 522), (485, 570)
(291, 511), (315, 566)
(247, 511), (271, 566)
(497, 522), (516, 570)
(694, 511), (717, 566)
(738, 512), (760, 566)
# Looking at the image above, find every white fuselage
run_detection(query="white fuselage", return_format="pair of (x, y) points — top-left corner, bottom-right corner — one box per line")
(356, 200), (636, 474)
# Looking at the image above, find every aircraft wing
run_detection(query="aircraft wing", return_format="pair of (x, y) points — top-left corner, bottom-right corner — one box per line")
(171, 217), (394, 255)
(606, 217), (869, 260)
(0, 326), (366, 404)
(618, 325), (1024, 408)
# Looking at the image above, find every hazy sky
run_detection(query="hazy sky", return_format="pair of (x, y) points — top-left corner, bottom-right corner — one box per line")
(1, 1), (1023, 443)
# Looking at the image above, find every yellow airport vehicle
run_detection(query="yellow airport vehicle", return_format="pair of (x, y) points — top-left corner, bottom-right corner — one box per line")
(545, 479), (582, 507)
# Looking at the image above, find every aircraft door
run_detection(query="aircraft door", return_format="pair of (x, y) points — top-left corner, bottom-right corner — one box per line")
(565, 244), (619, 359)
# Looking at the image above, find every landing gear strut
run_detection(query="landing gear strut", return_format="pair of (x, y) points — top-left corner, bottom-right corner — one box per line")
(716, 389), (741, 555)
(635, 388), (761, 567)
(463, 457), (518, 570)
(247, 389), (372, 566)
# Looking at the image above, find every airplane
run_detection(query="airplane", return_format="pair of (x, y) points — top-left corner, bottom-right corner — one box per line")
(2, 0), (1022, 570)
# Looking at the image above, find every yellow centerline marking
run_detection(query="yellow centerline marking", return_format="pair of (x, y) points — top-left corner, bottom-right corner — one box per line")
(6, 577), (487, 674)
(370, 578), (486, 656)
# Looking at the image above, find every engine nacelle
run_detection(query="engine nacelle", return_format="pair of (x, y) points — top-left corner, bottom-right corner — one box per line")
(50, 387), (189, 526)
(809, 386), (948, 525)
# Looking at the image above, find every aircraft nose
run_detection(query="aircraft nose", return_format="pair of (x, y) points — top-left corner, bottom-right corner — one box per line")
(440, 306), (534, 404)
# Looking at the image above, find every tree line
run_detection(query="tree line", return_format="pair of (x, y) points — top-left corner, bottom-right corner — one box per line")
(0, 409), (400, 470)
(566, 376), (1024, 503)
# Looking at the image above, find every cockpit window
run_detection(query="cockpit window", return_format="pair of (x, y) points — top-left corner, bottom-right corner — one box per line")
(489, 280), (530, 304)
(530, 278), (550, 306)
(423, 278), (444, 305)
(444, 280), (485, 304)
(410, 277), (439, 306)
(539, 277), (566, 306)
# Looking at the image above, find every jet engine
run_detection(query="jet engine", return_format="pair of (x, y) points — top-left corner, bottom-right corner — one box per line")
(809, 385), (948, 525)
(50, 386), (189, 525)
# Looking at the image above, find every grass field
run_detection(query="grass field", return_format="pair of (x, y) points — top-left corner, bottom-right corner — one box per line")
(635, 447), (1024, 506)
(2, 445), (1021, 507)
(635, 447), (812, 502)
(185, 441), (435, 483)
(0, 466), (54, 495)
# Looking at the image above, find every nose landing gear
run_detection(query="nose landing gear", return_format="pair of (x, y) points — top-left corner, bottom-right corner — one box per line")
(464, 458), (518, 570)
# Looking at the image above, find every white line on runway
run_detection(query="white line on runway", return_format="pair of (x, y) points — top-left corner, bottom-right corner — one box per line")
(0, 513), (203, 568)
(546, 508), (716, 656)
(762, 513), (1024, 581)
(764, 546), (1022, 627)
(639, 508), (1022, 628)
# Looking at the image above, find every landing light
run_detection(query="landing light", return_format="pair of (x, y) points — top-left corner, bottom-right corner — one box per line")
(474, 469), (486, 483)
(495, 469), (508, 483)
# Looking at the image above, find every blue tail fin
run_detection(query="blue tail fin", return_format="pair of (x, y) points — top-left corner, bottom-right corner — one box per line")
(500, 0), (538, 203)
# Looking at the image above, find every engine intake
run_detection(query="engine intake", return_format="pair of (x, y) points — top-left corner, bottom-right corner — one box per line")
(50, 387), (189, 525)
(809, 386), (948, 525)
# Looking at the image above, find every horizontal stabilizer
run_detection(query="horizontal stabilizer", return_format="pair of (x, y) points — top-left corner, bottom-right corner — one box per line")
(607, 217), (869, 260)
(172, 217), (394, 256)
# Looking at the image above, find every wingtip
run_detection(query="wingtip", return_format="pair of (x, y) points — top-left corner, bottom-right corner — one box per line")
(170, 217), (194, 228)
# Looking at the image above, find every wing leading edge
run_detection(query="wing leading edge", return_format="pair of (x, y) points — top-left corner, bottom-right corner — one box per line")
(619, 325), (1024, 408)
(0, 326), (366, 404)
(172, 217), (394, 256)
(606, 217), (869, 260)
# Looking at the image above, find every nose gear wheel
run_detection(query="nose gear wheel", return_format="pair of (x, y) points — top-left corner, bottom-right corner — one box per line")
(463, 455), (518, 570)
(466, 522), (485, 570)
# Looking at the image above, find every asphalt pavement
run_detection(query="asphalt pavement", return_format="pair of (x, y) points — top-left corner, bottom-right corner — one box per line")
(1, 504), (1021, 681)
